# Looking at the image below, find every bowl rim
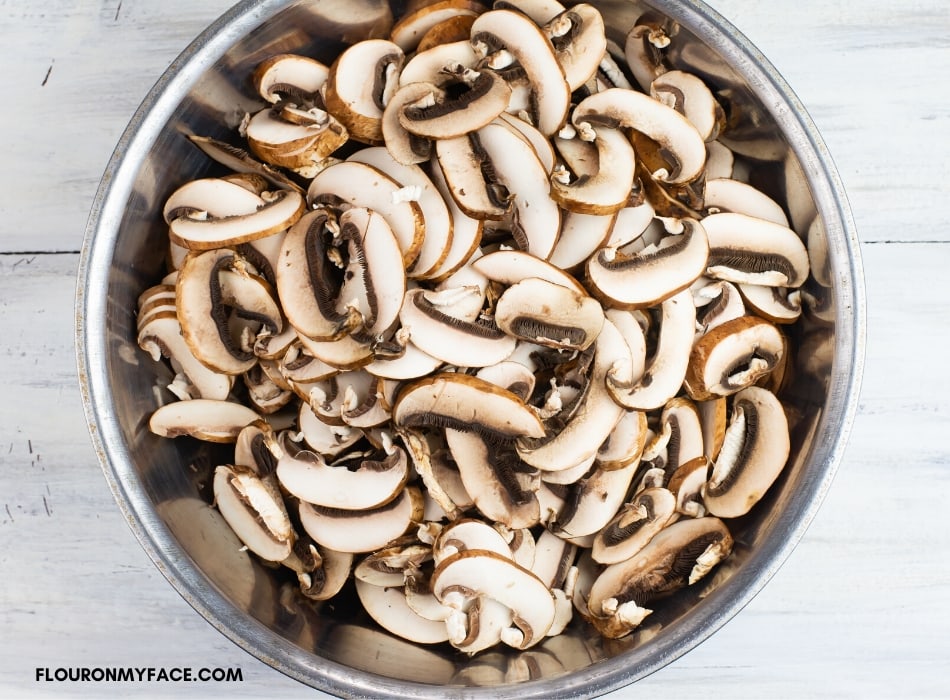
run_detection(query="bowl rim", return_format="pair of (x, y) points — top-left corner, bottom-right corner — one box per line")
(76, 0), (866, 697)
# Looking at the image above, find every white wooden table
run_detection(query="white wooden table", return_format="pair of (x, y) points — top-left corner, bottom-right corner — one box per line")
(2, 1), (947, 697)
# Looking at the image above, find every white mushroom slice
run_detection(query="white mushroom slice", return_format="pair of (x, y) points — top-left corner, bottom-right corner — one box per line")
(137, 311), (233, 401)
(550, 459), (638, 539)
(605, 200), (655, 249)
(176, 249), (281, 375)
(434, 133), (509, 221)
(694, 280), (746, 336)
(185, 135), (304, 195)
(338, 372), (392, 429)
(550, 126), (637, 215)
(398, 288), (516, 367)
(399, 40), (480, 86)
(496, 112), (556, 174)
(298, 485), (424, 553)
(347, 148), (453, 280)
(704, 178), (789, 226)
(586, 218), (709, 309)
(476, 360), (536, 401)
(279, 341), (337, 383)
(622, 14), (675, 92)
(704, 140), (735, 181)
(494, 277), (604, 351)
(299, 546), (354, 601)
(659, 396), (706, 475)
(498, 526), (537, 570)
(323, 39), (404, 145)
(586, 516), (733, 638)
(704, 386), (790, 518)
(667, 455), (710, 518)
(538, 455), (595, 486)
(398, 70), (512, 139)
(356, 579), (451, 645)
(244, 106), (348, 172)
(364, 336), (444, 380)
(244, 364), (294, 414)
(213, 464), (293, 562)
(649, 70), (724, 143)
(543, 4), (606, 91)
(296, 403), (360, 456)
(168, 189), (305, 251)
(445, 428), (541, 529)
(162, 177), (265, 225)
(738, 283), (803, 325)
(471, 10), (571, 136)
(276, 209), (358, 343)
(252, 53), (330, 105)
(605, 308), (648, 386)
(493, 0), (564, 25)
(307, 161), (425, 268)
(431, 549), (556, 649)
(335, 206), (408, 341)
(702, 212), (810, 287)
(234, 420), (282, 477)
(277, 439), (408, 511)
(572, 88), (706, 184)
(683, 315), (786, 401)
(517, 317), (631, 472)
(398, 429), (469, 521)
(473, 249), (585, 294)
(403, 567), (454, 621)
(355, 541), (432, 587)
(394, 372), (545, 439)
(446, 594), (514, 654)
(296, 332), (375, 371)
(254, 322), (298, 360)
(474, 120), (560, 258)
(382, 82), (438, 166)
(389, 0), (487, 52)
(548, 211), (616, 271)
(149, 399), (261, 443)
(595, 409), (648, 470)
(433, 517), (512, 565)
(606, 289), (695, 411)
(531, 529), (576, 590)
(425, 151), (485, 282)
(591, 487), (677, 565)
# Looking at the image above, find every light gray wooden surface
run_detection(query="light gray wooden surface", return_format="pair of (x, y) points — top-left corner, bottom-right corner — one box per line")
(2, 1), (947, 698)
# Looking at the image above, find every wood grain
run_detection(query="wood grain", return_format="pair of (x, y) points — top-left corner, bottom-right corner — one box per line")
(1, 1), (947, 698)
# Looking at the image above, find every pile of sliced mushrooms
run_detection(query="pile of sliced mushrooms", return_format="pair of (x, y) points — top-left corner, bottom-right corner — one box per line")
(139, 0), (819, 652)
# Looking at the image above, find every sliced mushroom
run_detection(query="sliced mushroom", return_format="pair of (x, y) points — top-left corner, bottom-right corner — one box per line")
(176, 249), (282, 374)
(323, 39), (404, 145)
(606, 288), (696, 411)
(398, 69), (512, 139)
(137, 309), (233, 401)
(354, 540), (433, 586)
(586, 516), (733, 637)
(693, 279), (746, 336)
(445, 429), (541, 529)
(549, 458), (638, 539)
(550, 125), (637, 215)
(596, 408), (648, 470)
(703, 178), (789, 226)
(276, 440), (409, 511)
(390, 0), (487, 52)
(297, 546), (354, 601)
(252, 53), (330, 105)
(162, 177), (265, 225)
(473, 249), (585, 294)
(494, 277), (605, 351)
(398, 287), (516, 367)
(417, 13), (480, 52)
(703, 386), (790, 518)
(382, 82), (439, 165)
(356, 578), (452, 644)
(517, 316), (631, 471)
(433, 517), (513, 564)
(433, 132), (509, 221)
(667, 454), (710, 518)
(548, 211), (617, 272)
(471, 9), (571, 136)
(394, 372), (545, 439)
(572, 87), (706, 184)
(649, 70), (724, 142)
(185, 134), (304, 194)
(213, 464), (294, 562)
(586, 218), (709, 309)
(245, 106), (349, 173)
(493, 0), (565, 26)
(543, 4), (607, 91)
(738, 283), (802, 325)
(431, 549), (557, 649)
(702, 212), (810, 288)
(347, 147), (454, 280)
(591, 487), (676, 565)
(307, 161), (425, 268)
(168, 189), (305, 251)
(298, 485), (424, 553)
(683, 315), (786, 401)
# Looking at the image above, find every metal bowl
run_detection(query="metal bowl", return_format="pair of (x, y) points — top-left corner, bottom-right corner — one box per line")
(76, 1), (865, 697)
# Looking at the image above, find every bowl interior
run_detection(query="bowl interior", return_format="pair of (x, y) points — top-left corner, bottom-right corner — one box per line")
(79, 0), (863, 697)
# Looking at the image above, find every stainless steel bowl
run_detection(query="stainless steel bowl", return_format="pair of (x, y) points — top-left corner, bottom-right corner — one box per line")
(76, 1), (865, 697)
